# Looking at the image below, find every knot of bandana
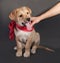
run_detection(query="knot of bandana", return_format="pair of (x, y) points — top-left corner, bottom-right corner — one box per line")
(8, 20), (16, 40)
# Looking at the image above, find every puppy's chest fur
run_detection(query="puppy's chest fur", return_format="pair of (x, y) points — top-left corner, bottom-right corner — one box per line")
(14, 28), (33, 42)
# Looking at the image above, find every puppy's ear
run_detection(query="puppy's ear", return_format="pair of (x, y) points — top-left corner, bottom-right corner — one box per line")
(9, 10), (15, 20)
(9, 9), (18, 20)
(27, 7), (32, 14)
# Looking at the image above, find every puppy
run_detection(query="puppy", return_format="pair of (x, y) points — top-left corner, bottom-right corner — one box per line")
(9, 6), (54, 57)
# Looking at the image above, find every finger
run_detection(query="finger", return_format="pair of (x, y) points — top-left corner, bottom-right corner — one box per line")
(31, 21), (36, 27)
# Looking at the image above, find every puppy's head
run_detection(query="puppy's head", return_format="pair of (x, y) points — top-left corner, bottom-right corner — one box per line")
(9, 6), (32, 26)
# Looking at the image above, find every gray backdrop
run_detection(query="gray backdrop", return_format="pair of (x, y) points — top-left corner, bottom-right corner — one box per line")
(1, 0), (60, 23)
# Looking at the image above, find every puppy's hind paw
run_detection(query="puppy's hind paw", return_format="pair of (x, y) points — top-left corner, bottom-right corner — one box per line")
(31, 49), (36, 54)
(14, 46), (17, 50)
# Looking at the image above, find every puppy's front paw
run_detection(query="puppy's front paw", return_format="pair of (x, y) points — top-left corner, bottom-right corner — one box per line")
(16, 51), (22, 57)
(23, 51), (30, 57)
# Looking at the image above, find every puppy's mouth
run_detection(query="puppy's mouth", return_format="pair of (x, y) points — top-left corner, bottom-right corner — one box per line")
(21, 18), (31, 26)
(21, 20), (32, 30)
(22, 22), (26, 26)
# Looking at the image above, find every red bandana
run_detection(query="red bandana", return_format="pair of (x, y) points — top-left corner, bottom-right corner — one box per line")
(8, 20), (34, 40)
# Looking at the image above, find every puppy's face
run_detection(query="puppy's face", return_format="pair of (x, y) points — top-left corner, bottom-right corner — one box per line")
(9, 7), (32, 26)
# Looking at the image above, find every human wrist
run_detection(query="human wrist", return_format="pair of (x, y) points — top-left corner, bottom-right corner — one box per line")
(37, 15), (44, 21)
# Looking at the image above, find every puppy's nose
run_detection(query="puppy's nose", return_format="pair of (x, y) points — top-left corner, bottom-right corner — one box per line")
(26, 18), (30, 21)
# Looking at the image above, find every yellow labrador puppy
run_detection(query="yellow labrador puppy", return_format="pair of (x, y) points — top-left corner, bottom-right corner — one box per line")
(9, 6), (54, 57)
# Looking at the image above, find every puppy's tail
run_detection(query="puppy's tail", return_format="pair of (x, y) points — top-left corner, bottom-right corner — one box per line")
(14, 45), (55, 52)
(37, 45), (55, 52)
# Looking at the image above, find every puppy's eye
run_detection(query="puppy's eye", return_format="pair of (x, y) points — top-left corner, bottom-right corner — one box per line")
(27, 12), (29, 14)
(19, 15), (23, 17)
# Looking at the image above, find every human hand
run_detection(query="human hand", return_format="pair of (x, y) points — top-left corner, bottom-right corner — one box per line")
(31, 17), (41, 27)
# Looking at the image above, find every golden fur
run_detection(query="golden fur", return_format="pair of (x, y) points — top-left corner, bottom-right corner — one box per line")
(9, 6), (54, 57)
